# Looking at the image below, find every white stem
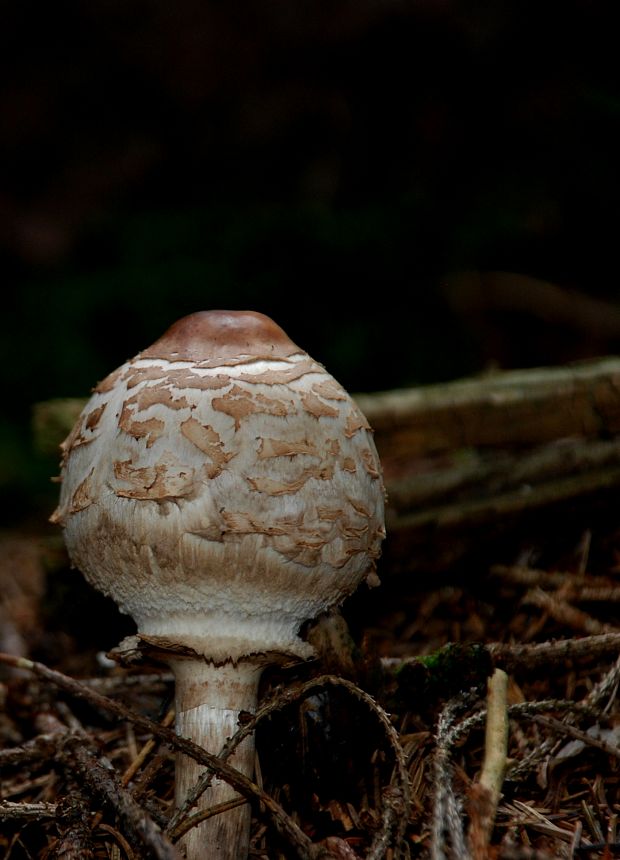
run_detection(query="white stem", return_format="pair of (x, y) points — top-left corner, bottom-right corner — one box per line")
(169, 659), (261, 860)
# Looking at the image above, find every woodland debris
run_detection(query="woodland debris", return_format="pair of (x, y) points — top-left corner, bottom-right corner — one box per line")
(357, 357), (620, 572)
(12, 359), (620, 857)
(468, 668), (509, 859)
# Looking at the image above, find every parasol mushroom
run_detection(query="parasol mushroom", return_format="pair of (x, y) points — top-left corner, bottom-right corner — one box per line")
(51, 310), (386, 859)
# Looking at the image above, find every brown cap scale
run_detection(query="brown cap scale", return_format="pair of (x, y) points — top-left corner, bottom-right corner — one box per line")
(52, 310), (385, 859)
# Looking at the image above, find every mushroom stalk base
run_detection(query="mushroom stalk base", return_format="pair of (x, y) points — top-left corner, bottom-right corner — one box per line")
(169, 659), (261, 860)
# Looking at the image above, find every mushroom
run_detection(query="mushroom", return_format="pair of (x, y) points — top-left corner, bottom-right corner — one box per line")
(51, 310), (386, 860)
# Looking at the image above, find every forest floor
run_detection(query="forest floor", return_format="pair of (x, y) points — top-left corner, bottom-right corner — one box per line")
(2, 515), (620, 859)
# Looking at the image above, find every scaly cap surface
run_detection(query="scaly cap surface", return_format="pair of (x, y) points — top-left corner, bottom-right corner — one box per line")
(52, 311), (386, 662)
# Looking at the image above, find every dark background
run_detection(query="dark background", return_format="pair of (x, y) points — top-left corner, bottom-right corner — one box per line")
(2, 0), (620, 519)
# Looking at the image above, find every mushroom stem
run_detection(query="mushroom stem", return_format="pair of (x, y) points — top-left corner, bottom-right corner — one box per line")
(169, 659), (261, 860)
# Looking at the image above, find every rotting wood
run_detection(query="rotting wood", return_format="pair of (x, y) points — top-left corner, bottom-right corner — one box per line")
(381, 633), (620, 676)
(530, 714), (620, 762)
(487, 633), (620, 673)
(355, 357), (620, 459)
(356, 357), (620, 574)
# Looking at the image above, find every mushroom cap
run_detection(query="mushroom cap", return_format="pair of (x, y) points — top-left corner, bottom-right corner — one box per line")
(53, 311), (385, 661)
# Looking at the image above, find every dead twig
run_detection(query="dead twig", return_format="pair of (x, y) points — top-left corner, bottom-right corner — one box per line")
(0, 800), (57, 820)
(97, 821), (139, 860)
(55, 789), (96, 860)
(522, 588), (618, 635)
(384, 634), (620, 678)
(490, 564), (592, 589)
(468, 669), (509, 859)
(0, 732), (61, 767)
(499, 839), (568, 858)
(121, 705), (175, 788)
(58, 733), (179, 860)
(530, 714), (620, 762)
(429, 693), (478, 860)
(0, 651), (352, 860)
(583, 651), (620, 712)
(487, 633), (620, 673)
(170, 797), (249, 840)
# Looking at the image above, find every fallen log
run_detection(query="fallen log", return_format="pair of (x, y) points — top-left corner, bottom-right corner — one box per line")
(354, 357), (620, 574)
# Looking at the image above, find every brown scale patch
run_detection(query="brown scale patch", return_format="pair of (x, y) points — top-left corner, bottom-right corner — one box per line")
(326, 439), (341, 456)
(125, 384), (191, 412)
(247, 463), (335, 495)
(235, 359), (320, 386)
(59, 418), (93, 463)
(273, 539), (326, 567)
(360, 448), (381, 478)
(69, 469), (95, 514)
(327, 540), (367, 569)
(258, 438), (319, 459)
(94, 366), (124, 394)
(301, 392), (339, 419)
(122, 365), (167, 389)
(180, 418), (234, 478)
(202, 463), (220, 479)
(348, 498), (372, 519)
(367, 523), (387, 550)
(311, 379), (348, 401)
(194, 355), (271, 369)
(221, 511), (294, 536)
(316, 507), (341, 521)
(113, 458), (194, 501)
(84, 403), (106, 431)
(341, 458), (357, 473)
(60, 421), (83, 456)
(188, 523), (224, 542)
(60, 402), (107, 466)
(48, 507), (63, 525)
(163, 370), (232, 391)
(121, 366), (232, 393)
(340, 521), (369, 539)
(119, 405), (165, 448)
(344, 409), (371, 437)
(212, 385), (292, 429)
